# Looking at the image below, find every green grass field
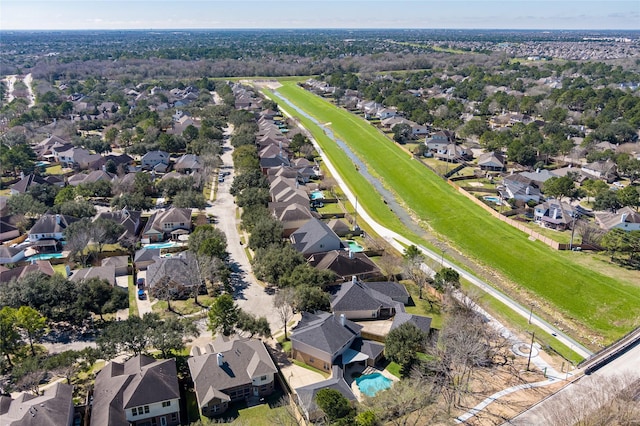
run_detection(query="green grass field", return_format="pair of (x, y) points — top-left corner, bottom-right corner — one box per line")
(265, 81), (640, 346)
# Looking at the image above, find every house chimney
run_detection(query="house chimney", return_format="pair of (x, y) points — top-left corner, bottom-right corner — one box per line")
(55, 214), (62, 225)
(536, 168), (540, 173)
(20, 171), (25, 180)
(349, 249), (354, 260)
(351, 275), (357, 283)
(525, 186), (530, 195)
(102, 164), (106, 172)
(340, 313), (346, 327)
(553, 208), (559, 219)
(621, 213), (628, 223)
(216, 353), (224, 367)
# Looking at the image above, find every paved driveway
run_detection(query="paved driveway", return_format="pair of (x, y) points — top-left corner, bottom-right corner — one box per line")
(135, 270), (153, 317)
(205, 132), (283, 333)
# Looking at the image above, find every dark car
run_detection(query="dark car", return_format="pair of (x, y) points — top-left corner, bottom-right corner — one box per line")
(137, 278), (145, 289)
(138, 289), (146, 300)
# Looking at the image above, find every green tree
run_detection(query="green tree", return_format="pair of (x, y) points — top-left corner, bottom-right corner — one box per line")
(7, 193), (47, 217)
(172, 190), (207, 209)
(433, 267), (460, 291)
(77, 278), (128, 321)
(543, 176), (578, 201)
(15, 306), (47, 357)
(188, 225), (228, 258)
(384, 323), (427, 375)
(315, 388), (354, 423)
(208, 294), (239, 336)
(236, 310), (271, 338)
(0, 306), (20, 368)
(617, 185), (640, 210)
(64, 218), (94, 266)
(150, 316), (200, 358)
(252, 244), (305, 286)
(294, 285), (330, 313)
(248, 216), (283, 250)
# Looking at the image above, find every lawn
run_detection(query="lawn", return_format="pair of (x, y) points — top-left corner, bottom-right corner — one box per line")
(152, 295), (214, 319)
(265, 82), (640, 346)
(128, 276), (139, 318)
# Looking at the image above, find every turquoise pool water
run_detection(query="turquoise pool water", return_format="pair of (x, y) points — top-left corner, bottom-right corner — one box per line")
(310, 190), (325, 200)
(143, 242), (178, 249)
(346, 240), (364, 253)
(28, 253), (64, 261)
(356, 373), (392, 397)
(483, 196), (502, 205)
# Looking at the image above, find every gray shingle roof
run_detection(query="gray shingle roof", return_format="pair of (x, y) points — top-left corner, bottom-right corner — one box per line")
(1, 382), (73, 426)
(391, 313), (432, 334)
(91, 356), (179, 426)
(290, 219), (342, 255)
(29, 213), (78, 236)
(291, 311), (362, 358)
(295, 376), (356, 420)
(188, 336), (277, 408)
(362, 281), (410, 302)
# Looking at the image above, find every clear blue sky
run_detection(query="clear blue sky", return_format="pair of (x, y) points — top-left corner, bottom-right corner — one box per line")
(2, 1), (638, 31)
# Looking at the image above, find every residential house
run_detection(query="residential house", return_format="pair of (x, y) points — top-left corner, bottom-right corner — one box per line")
(534, 200), (578, 230)
(362, 281), (411, 305)
(87, 153), (133, 171)
(0, 217), (20, 242)
(520, 169), (558, 187)
(54, 146), (102, 169)
(146, 252), (197, 298)
(10, 174), (51, 195)
(270, 202), (317, 237)
(141, 150), (170, 172)
(259, 155), (290, 174)
(290, 311), (362, 373)
(133, 248), (161, 270)
(295, 374), (357, 423)
(0, 382), (74, 426)
(101, 255), (129, 276)
(596, 206), (640, 232)
(67, 170), (115, 187)
(434, 143), (473, 163)
(375, 107), (397, 120)
(0, 245), (26, 265)
(391, 312), (432, 334)
(28, 213), (79, 251)
(290, 218), (343, 256)
(272, 187), (310, 207)
(188, 335), (278, 417)
(425, 130), (455, 152)
(141, 207), (192, 243)
(0, 260), (55, 284)
(91, 355), (181, 426)
(174, 154), (202, 174)
(326, 219), (351, 237)
(329, 277), (404, 320)
(307, 249), (380, 282)
(70, 264), (116, 286)
(477, 152), (505, 171)
(94, 208), (142, 242)
(581, 159), (618, 183)
(498, 174), (541, 203)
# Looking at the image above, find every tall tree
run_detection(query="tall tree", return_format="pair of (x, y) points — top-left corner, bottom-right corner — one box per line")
(0, 306), (20, 368)
(384, 323), (427, 375)
(208, 294), (239, 336)
(273, 288), (295, 340)
(15, 306), (47, 357)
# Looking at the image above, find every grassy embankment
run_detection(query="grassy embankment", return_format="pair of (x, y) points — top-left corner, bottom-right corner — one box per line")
(265, 81), (640, 347)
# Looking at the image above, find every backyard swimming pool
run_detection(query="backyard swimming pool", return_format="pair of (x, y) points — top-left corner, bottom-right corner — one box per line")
(356, 373), (392, 397)
(27, 253), (64, 261)
(143, 242), (179, 249)
(483, 196), (502, 205)
(345, 240), (364, 253)
(310, 190), (325, 200)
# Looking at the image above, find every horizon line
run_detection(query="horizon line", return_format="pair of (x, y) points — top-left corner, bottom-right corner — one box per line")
(2, 27), (639, 32)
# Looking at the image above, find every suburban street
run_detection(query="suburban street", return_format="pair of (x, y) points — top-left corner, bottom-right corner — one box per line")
(205, 129), (283, 333)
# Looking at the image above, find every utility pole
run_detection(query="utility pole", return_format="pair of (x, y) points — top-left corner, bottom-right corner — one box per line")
(353, 196), (358, 231)
(526, 331), (536, 371)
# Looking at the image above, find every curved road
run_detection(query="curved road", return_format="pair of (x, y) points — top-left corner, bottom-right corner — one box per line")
(271, 89), (592, 360)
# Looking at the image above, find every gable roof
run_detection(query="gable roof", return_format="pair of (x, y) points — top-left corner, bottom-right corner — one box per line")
(94, 208), (142, 241)
(134, 248), (161, 263)
(595, 206), (640, 230)
(291, 311), (362, 358)
(91, 356), (179, 426)
(307, 250), (379, 280)
(290, 219), (343, 255)
(10, 174), (49, 194)
(70, 264), (116, 286)
(174, 154), (201, 171)
(146, 251), (193, 289)
(330, 278), (399, 313)
(142, 207), (191, 236)
(295, 375), (356, 419)
(188, 336), (277, 408)
(0, 261), (55, 284)
(1, 382), (73, 426)
(391, 312), (432, 334)
(29, 213), (78, 236)
(362, 281), (410, 302)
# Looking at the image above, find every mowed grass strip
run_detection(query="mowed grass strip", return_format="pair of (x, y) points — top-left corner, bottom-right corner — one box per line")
(268, 81), (640, 344)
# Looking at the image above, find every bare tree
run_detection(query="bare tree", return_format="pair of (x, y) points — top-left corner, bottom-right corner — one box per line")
(539, 374), (640, 426)
(376, 251), (401, 282)
(273, 288), (295, 341)
(360, 377), (436, 426)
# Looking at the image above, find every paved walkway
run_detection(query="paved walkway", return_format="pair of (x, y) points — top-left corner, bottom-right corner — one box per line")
(271, 90), (591, 360)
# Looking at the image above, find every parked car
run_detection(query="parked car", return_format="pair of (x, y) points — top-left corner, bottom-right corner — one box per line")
(218, 177), (224, 183)
(138, 289), (146, 300)
(137, 278), (145, 289)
